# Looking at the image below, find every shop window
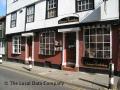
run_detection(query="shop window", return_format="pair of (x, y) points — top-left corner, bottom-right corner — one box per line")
(84, 25), (112, 59)
(12, 36), (21, 54)
(40, 31), (55, 55)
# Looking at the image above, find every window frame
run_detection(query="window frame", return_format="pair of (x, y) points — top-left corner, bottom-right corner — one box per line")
(0, 23), (2, 38)
(10, 12), (17, 28)
(76, 0), (94, 12)
(39, 31), (55, 55)
(46, 0), (58, 19)
(12, 36), (21, 54)
(83, 25), (112, 59)
(26, 4), (35, 23)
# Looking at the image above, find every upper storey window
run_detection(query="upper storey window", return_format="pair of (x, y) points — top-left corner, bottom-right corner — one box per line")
(11, 12), (17, 28)
(76, 0), (94, 12)
(46, 0), (58, 19)
(26, 5), (35, 23)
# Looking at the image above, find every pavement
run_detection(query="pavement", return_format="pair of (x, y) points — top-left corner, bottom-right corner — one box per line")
(0, 61), (120, 90)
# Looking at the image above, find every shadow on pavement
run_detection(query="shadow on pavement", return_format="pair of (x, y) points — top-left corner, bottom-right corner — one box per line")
(79, 78), (108, 89)
(22, 67), (31, 71)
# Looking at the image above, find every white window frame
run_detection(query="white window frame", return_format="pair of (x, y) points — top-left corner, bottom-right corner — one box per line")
(76, 0), (94, 12)
(0, 24), (2, 38)
(26, 5), (35, 23)
(39, 31), (55, 55)
(11, 12), (17, 28)
(46, 0), (57, 18)
(83, 24), (112, 59)
(12, 36), (21, 54)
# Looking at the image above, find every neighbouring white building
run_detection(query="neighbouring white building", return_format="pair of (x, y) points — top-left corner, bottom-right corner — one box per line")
(0, 16), (6, 63)
(6, 0), (120, 73)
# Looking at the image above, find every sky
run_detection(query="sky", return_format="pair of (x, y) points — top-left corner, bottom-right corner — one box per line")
(0, 0), (6, 16)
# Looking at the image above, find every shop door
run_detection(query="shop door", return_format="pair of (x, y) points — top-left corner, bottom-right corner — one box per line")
(65, 32), (76, 66)
(27, 37), (32, 58)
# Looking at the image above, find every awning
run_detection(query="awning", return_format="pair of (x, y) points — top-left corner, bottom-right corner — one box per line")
(22, 32), (34, 37)
(58, 27), (80, 32)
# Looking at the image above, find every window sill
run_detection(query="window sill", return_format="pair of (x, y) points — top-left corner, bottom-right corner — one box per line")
(12, 53), (21, 55)
(76, 8), (94, 13)
(46, 16), (57, 20)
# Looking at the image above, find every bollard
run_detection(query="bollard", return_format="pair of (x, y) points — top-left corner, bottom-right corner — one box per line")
(109, 63), (114, 89)
(28, 57), (32, 71)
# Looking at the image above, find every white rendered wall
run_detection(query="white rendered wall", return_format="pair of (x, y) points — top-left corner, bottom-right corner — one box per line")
(6, 0), (119, 34)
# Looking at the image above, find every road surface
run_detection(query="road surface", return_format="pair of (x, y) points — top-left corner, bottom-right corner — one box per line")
(0, 67), (74, 90)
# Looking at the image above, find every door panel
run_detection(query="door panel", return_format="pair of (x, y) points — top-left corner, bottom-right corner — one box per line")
(65, 32), (76, 64)
(27, 37), (32, 57)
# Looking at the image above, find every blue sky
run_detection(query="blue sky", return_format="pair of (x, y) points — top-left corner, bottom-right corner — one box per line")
(0, 0), (6, 16)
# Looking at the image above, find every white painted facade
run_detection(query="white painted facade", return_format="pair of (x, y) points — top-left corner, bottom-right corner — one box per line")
(6, 0), (119, 34)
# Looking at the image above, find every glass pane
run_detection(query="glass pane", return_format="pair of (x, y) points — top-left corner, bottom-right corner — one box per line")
(85, 43), (89, 57)
(89, 43), (96, 58)
(50, 38), (54, 43)
(90, 28), (96, 35)
(104, 35), (110, 42)
(46, 44), (49, 50)
(46, 50), (49, 55)
(50, 44), (54, 50)
(85, 36), (89, 42)
(97, 51), (103, 58)
(82, 5), (85, 10)
(50, 32), (54, 37)
(84, 29), (89, 35)
(97, 28), (103, 34)
(104, 51), (110, 59)
(78, 6), (81, 11)
(103, 27), (110, 34)
(90, 36), (96, 42)
(97, 35), (103, 42)
(97, 43), (103, 50)
(46, 38), (49, 43)
(0, 30), (2, 37)
(104, 43), (110, 50)
(89, 4), (93, 9)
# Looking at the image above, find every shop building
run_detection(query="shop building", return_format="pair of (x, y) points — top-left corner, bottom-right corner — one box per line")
(6, 0), (120, 73)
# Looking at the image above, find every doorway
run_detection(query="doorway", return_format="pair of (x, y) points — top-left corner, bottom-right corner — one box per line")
(27, 36), (32, 59)
(65, 32), (76, 67)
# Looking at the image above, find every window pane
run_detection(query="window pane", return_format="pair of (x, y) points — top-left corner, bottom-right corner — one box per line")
(97, 35), (103, 42)
(104, 35), (110, 42)
(85, 43), (89, 57)
(85, 36), (89, 42)
(90, 36), (96, 42)
(104, 51), (110, 59)
(103, 28), (110, 34)
(90, 29), (96, 35)
(90, 43), (96, 57)
(97, 51), (103, 58)
(97, 43), (103, 50)
(0, 30), (2, 38)
(85, 29), (89, 35)
(97, 28), (103, 34)
(104, 43), (110, 50)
